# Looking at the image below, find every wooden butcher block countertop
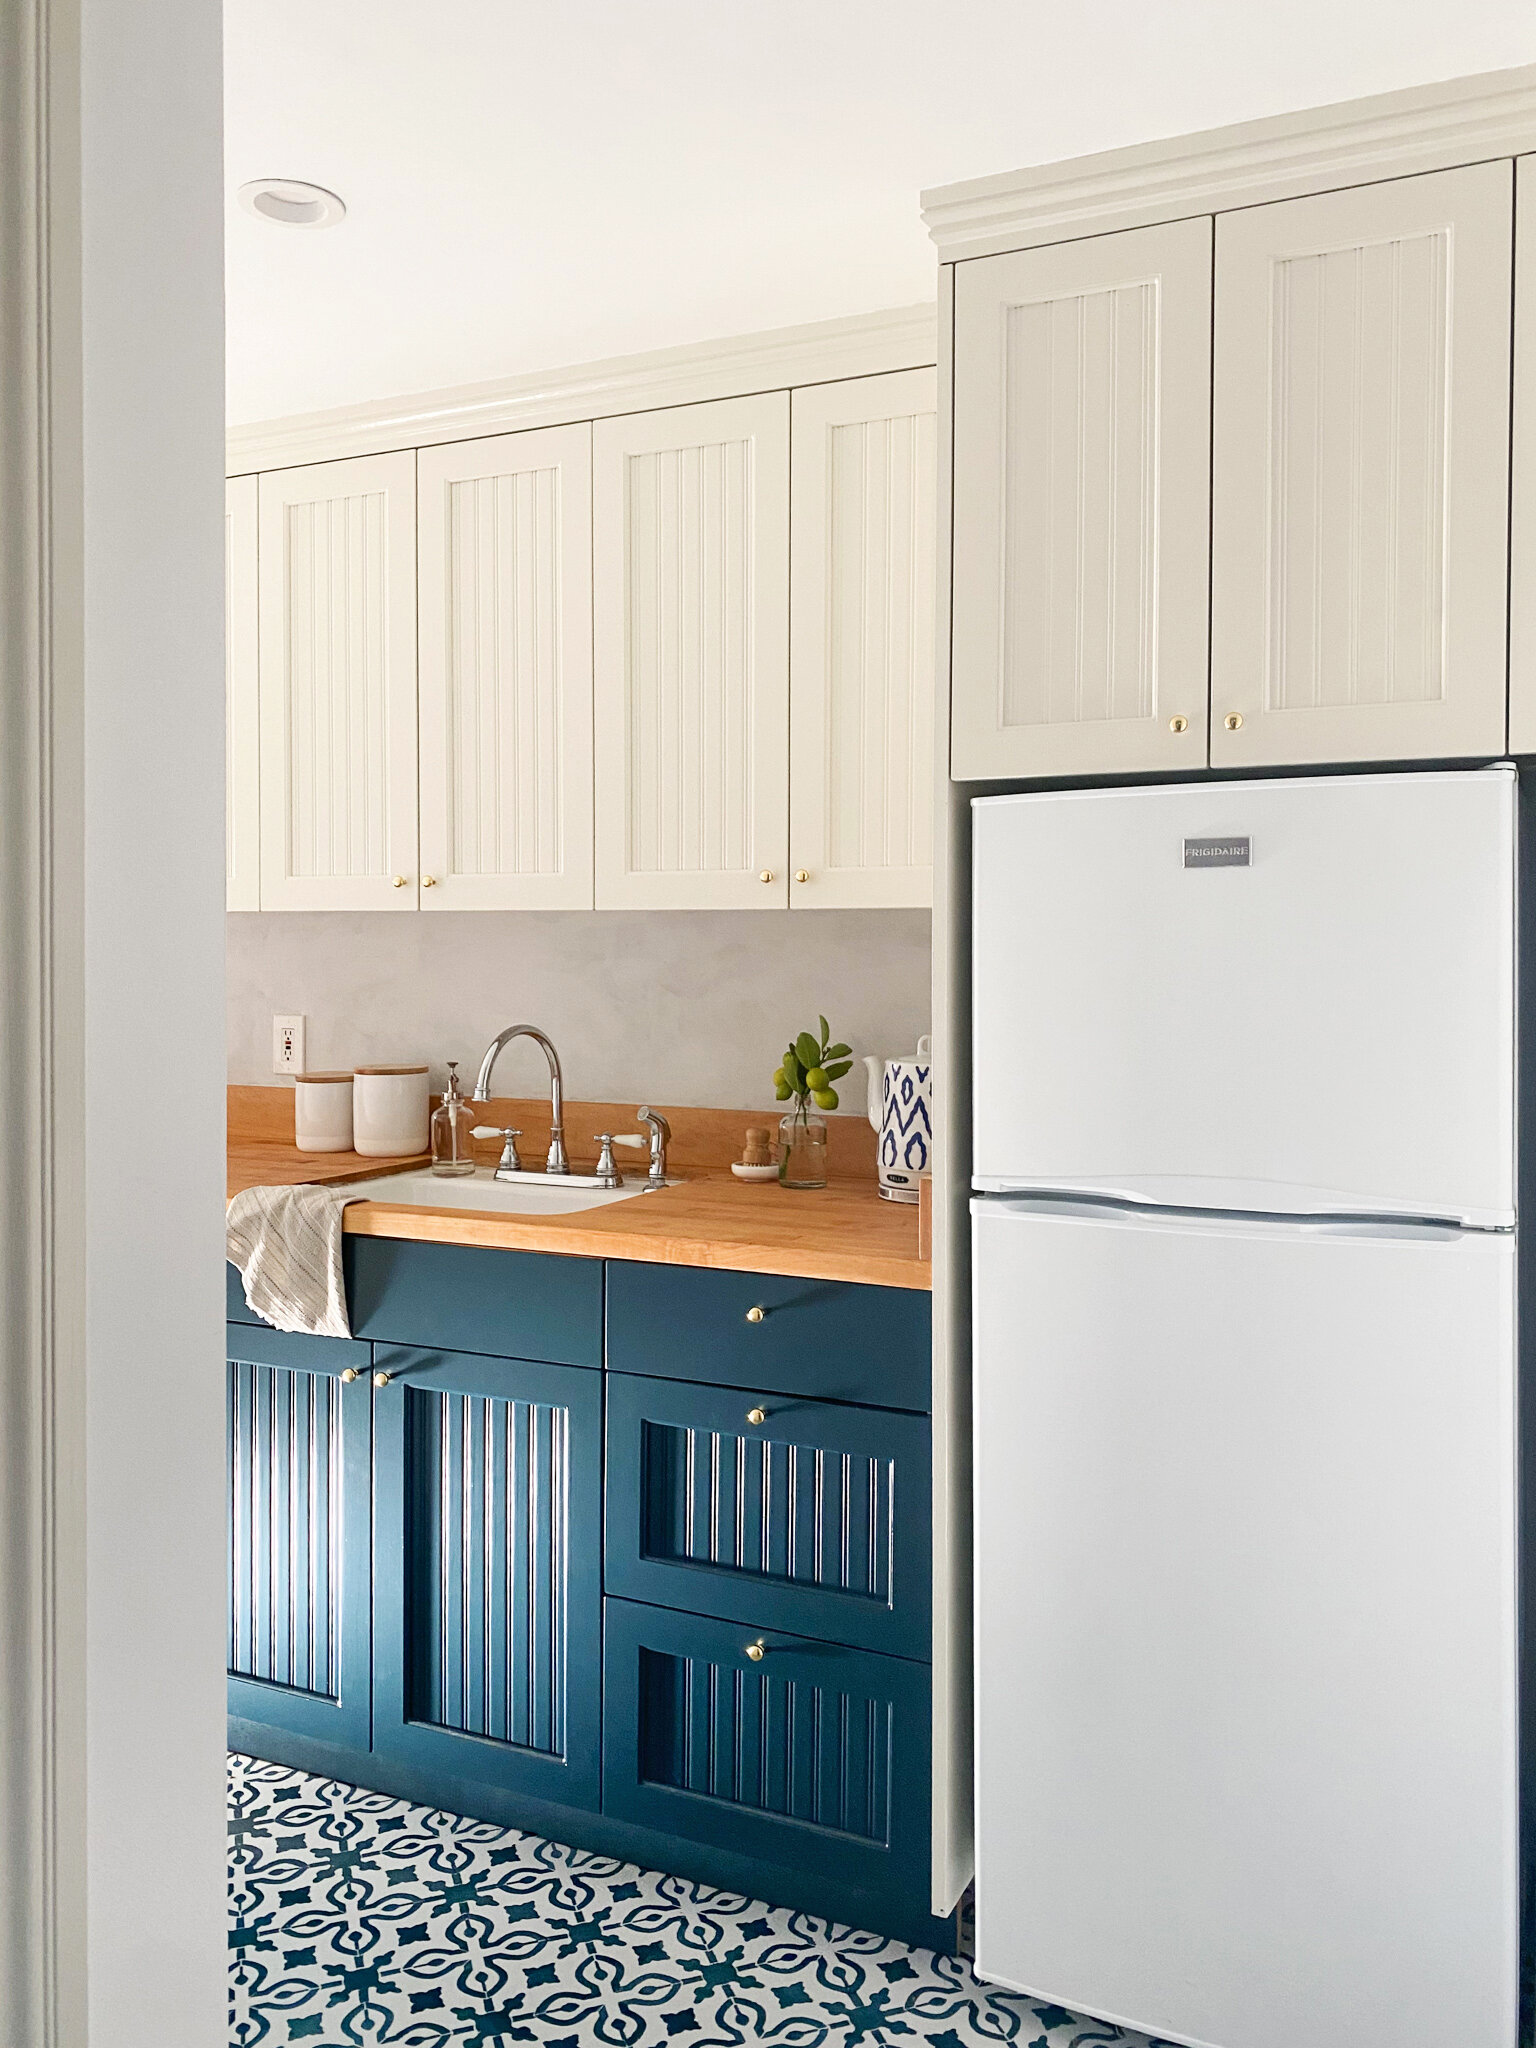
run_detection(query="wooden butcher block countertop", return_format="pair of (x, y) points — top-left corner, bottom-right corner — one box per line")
(228, 1087), (929, 1292)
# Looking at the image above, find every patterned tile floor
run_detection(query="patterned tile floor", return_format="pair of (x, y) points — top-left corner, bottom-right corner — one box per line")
(229, 1752), (1161, 2047)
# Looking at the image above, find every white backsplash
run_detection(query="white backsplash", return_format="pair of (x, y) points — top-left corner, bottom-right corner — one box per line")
(227, 907), (932, 1110)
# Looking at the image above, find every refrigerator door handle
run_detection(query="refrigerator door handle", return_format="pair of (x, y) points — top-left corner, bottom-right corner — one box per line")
(972, 1174), (1515, 1230)
(973, 1194), (1505, 1241)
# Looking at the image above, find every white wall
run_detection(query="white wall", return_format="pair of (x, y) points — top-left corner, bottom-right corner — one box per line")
(227, 908), (932, 1108)
(82, 0), (227, 2039)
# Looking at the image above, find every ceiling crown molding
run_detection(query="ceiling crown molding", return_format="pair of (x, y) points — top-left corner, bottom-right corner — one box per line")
(227, 303), (937, 475)
(922, 62), (1536, 262)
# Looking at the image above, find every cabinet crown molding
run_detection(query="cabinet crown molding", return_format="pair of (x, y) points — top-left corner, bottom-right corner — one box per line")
(228, 303), (937, 477)
(923, 62), (1536, 261)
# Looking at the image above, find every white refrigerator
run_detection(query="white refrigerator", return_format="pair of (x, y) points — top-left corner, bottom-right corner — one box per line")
(970, 768), (1519, 2048)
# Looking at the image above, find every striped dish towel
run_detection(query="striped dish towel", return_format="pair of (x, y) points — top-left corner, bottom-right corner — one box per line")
(226, 1183), (356, 1339)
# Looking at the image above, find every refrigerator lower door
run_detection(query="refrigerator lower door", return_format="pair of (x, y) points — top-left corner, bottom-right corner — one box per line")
(972, 1198), (1517, 2048)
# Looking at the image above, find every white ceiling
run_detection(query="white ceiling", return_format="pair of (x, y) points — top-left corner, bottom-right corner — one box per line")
(225, 1), (1536, 425)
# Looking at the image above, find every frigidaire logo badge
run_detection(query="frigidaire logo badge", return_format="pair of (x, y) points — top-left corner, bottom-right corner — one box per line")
(1183, 835), (1251, 869)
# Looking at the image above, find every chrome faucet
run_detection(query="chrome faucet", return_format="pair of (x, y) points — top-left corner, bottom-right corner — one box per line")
(471, 1025), (569, 1174)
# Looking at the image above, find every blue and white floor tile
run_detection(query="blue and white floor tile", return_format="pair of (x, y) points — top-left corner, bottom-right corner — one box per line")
(229, 1752), (1161, 2047)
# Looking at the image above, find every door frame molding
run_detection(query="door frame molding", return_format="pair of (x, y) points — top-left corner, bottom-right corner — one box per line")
(0, 0), (89, 2038)
(2, 1), (227, 2038)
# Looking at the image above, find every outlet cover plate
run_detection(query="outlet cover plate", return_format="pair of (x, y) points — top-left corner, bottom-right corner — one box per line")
(272, 1014), (307, 1075)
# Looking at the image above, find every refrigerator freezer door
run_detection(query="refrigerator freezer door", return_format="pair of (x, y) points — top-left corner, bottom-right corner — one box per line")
(972, 1198), (1518, 2048)
(972, 768), (1515, 1223)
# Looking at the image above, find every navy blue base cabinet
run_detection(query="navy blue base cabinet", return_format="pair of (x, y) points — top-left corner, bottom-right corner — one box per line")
(227, 1245), (951, 1952)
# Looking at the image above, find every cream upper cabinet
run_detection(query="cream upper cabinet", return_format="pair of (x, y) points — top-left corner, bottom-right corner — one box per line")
(1509, 157), (1536, 755)
(1211, 162), (1513, 768)
(258, 454), (419, 911)
(790, 370), (936, 908)
(951, 218), (1213, 781)
(593, 394), (790, 908)
(225, 474), (260, 911)
(417, 427), (594, 909)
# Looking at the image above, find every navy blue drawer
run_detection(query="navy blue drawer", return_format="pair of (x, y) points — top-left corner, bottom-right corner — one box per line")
(603, 1597), (932, 1929)
(345, 1237), (603, 1366)
(606, 1372), (930, 1658)
(226, 1321), (372, 1754)
(605, 1262), (930, 1411)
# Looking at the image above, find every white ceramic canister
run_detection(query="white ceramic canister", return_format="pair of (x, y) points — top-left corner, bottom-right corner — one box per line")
(293, 1072), (356, 1154)
(352, 1065), (430, 1157)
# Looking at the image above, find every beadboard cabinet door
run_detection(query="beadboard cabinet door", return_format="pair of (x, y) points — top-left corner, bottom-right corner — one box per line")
(226, 1324), (374, 1759)
(258, 453), (420, 910)
(372, 1345), (603, 1820)
(417, 427), (595, 908)
(790, 370), (935, 908)
(226, 474), (261, 911)
(593, 395), (790, 908)
(1212, 162), (1513, 768)
(952, 218), (1214, 780)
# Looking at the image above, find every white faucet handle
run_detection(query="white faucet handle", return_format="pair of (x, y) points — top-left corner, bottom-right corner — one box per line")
(472, 1125), (524, 1175)
(610, 1133), (647, 1149)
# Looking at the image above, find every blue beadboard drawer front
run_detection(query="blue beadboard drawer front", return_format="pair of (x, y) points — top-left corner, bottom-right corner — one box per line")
(605, 1263), (931, 1412)
(226, 1322), (373, 1754)
(606, 1373), (931, 1658)
(603, 1597), (931, 1917)
(344, 1237), (604, 1366)
(372, 1346), (603, 1813)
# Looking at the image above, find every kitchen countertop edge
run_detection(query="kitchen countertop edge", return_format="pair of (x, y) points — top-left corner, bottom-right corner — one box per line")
(338, 1188), (931, 1291)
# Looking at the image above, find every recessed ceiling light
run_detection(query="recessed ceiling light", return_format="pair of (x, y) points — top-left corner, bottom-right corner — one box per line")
(238, 179), (346, 229)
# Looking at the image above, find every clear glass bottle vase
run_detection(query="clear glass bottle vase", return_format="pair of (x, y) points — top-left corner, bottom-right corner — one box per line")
(777, 1109), (828, 1189)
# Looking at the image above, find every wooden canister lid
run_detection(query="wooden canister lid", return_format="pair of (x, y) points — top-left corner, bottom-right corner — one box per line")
(294, 1071), (353, 1085)
(353, 1064), (428, 1075)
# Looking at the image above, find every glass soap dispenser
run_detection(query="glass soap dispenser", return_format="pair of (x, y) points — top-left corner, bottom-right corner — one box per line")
(430, 1061), (476, 1176)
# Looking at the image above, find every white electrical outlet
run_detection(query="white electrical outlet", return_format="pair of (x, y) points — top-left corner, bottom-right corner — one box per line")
(272, 1014), (307, 1075)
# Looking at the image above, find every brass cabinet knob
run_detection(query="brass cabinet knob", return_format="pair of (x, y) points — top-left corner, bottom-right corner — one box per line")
(795, 870), (810, 884)
(1168, 715), (1189, 734)
(744, 1639), (767, 1662)
(1224, 712), (1244, 731)
(759, 870), (774, 884)
(340, 1367), (360, 1383)
(422, 874), (437, 887)
(745, 1305), (766, 1324)
(373, 1370), (393, 1388)
(746, 1406), (768, 1426)
(391, 875), (408, 888)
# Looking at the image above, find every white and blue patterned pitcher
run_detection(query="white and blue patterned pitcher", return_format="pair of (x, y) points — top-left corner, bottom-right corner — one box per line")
(863, 1035), (932, 1204)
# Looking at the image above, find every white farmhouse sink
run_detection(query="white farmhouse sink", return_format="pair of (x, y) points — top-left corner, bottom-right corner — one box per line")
(341, 1167), (648, 1217)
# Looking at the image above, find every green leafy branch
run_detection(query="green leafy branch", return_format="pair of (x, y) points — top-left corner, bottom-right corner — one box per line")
(773, 1015), (852, 1118)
